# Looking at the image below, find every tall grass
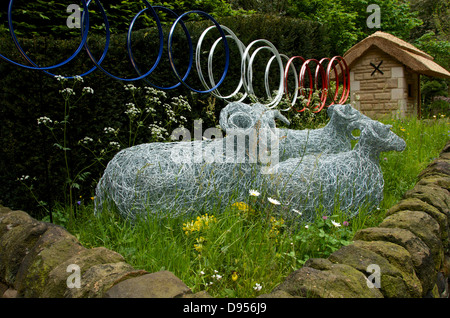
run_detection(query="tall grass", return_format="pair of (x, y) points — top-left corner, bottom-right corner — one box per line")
(47, 116), (449, 297)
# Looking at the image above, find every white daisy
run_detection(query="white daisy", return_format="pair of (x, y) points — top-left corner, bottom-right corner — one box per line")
(268, 197), (281, 205)
(249, 189), (260, 197)
(331, 220), (341, 227)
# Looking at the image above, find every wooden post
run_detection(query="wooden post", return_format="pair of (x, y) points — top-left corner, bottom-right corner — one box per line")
(417, 73), (421, 119)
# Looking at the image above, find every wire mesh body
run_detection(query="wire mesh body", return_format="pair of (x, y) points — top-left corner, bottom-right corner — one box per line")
(95, 139), (260, 219)
(95, 101), (284, 219)
(95, 103), (406, 221)
(278, 104), (361, 160)
(266, 119), (406, 221)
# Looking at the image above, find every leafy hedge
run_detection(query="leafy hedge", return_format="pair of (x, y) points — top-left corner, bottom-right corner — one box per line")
(0, 14), (333, 219)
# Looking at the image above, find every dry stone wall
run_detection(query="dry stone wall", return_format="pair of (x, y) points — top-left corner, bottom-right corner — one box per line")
(1, 141), (449, 298)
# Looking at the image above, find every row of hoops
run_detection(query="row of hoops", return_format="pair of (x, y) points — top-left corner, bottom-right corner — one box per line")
(0, 0), (349, 111)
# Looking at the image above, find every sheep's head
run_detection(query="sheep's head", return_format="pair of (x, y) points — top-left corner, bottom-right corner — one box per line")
(327, 104), (362, 140)
(328, 104), (361, 122)
(219, 102), (290, 135)
(358, 120), (406, 155)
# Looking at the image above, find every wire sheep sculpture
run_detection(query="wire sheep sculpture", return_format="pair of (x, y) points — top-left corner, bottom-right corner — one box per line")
(277, 104), (361, 160)
(264, 119), (406, 221)
(95, 102), (406, 222)
(95, 102), (287, 219)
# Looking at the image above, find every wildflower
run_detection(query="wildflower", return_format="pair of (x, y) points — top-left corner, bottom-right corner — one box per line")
(194, 243), (203, 253)
(253, 283), (262, 291)
(104, 127), (117, 134)
(182, 214), (216, 236)
(82, 86), (94, 94)
(400, 127), (406, 132)
(78, 137), (94, 145)
(269, 216), (284, 239)
(292, 209), (302, 216)
(232, 202), (255, 214)
(125, 103), (140, 118)
(305, 225), (309, 229)
(90, 197), (95, 200)
(109, 141), (121, 150)
(76, 201), (81, 205)
(343, 221), (349, 226)
(149, 124), (168, 140)
(212, 274), (222, 280)
(331, 220), (341, 227)
(54, 75), (67, 82)
(37, 116), (52, 125)
(249, 189), (260, 197)
(74, 75), (84, 83)
(124, 84), (137, 91)
(59, 87), (75, 96)
(322, 216), (328, 220)
(268, 197), (281, 205)
(17, 175), (30, 181)
(200, 271), (205, 275)
(79, 136), (94, 145)
(231, 272), (238, 281)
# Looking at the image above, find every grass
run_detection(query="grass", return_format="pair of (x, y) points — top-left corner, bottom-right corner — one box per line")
(45, 116), (449, 298)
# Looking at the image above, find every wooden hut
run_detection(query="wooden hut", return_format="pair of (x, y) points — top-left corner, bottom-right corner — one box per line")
(343, 31), (450, 118)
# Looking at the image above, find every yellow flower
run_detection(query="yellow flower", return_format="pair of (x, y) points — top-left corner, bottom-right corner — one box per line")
(231, 271), (238, 281)
(182, 214), (216, 236)
(269, 216), (285, 237)
(232, 201), (257, 217)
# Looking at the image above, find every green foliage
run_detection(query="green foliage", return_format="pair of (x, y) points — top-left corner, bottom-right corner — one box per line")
(0, 0), (248, 37)
(284, 0), (422, 54)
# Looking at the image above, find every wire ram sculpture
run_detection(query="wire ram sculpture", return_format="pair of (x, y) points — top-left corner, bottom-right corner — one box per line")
(95, 103), (406, 220)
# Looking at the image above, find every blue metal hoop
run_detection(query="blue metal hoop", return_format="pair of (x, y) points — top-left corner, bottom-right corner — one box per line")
(127, 5), (193, 90)
(168, 11), (230, 94)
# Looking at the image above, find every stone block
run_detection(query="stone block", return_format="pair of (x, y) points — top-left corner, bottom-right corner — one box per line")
(386, 198), (448, 246)
(0, 211), (48, 285)
(272, 260), (383, 298)
(404, 184), (450, 216)
(42, 246), (140, 297)
(353, 227), (435, 295)
(374, 92), (391, 100)
(103, 270), (192, 298)
(328, 243), (421, 297)
(14, 224), (85, 297)
(379, 211), (443, 271)
(418, 159), (450, 179)
(391, 66), (404, 78)
(66, 262), (137, 298)
(391, 88), (405, 100)
(350, 80), (360, 91)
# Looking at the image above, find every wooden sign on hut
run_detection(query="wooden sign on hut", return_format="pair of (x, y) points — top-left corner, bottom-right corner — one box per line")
(343, 31), (450, 119)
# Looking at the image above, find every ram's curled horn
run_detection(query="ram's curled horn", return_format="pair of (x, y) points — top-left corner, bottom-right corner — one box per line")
(269, 109), (290, 126)
(219, 102), (254, 133)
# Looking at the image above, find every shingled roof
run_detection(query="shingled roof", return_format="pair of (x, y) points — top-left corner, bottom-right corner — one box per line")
(343, 31), (450, 79)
